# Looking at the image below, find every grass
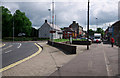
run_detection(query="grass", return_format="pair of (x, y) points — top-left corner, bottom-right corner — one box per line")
(53, 39), (69, 42)
(54, 39), (87, 42)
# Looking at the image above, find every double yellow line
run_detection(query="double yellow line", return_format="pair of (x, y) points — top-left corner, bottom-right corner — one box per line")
(0, 43), (42, 72)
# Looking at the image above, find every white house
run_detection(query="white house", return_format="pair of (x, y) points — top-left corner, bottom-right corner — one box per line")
(38, 20), (62, 39)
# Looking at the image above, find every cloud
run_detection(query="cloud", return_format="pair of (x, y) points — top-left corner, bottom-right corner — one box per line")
(1, 0), (119, 30)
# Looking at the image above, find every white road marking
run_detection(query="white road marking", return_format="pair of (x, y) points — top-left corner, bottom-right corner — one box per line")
(2, 45), (13, 51)
(5, 50), (12, 54)
(17, 43), (22, 48)
(102, 43), (113, 76)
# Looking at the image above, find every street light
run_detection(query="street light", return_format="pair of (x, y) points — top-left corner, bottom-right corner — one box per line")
(87, 0), (90, 50)
(48, 9), (51, 24)
(96, 18), (98, 31)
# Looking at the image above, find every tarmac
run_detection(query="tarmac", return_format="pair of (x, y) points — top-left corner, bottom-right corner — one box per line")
(2, 42), (87, 76)
(2, 42), (118, 77)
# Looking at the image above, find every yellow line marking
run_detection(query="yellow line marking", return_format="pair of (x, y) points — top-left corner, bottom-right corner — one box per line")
(0, 43), (42, 72)
(0, 44), (6, 48)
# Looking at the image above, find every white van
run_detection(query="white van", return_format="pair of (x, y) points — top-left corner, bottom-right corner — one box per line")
(93, 33), (102, 43)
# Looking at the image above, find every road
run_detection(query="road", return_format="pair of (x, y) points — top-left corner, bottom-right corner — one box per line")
(1, 42), (119, 76)
(1, 42), (39, 68)
(51, 43), (118, 76)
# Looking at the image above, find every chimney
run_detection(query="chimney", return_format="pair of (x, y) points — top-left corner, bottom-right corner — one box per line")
(45, 20), (47, 23)
(77, 23), (79, 26)
(73, 21), (76, 24)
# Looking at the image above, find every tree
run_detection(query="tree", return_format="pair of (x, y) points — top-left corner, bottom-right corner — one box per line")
(60, 28), (64, 30)
(1, 6), (32, 37)
(89, 29), (95, 36)
(13, 10), (32, 36)
(1, 6), (13, 37)
(96, 28), (105, 37)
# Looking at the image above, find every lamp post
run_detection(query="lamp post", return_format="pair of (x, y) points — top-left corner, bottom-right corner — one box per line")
(48, 9), (51, 24)
(87, 0), (90, 50)
(96, 18), (98, 31)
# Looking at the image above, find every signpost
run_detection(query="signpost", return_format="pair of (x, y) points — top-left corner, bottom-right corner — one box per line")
(70, 36), (72, 44)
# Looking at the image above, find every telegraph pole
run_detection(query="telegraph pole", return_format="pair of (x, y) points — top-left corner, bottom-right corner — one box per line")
(52, 0), (54, 42)
(52, 1), (54, 29)
(87, 0), (90, 50)
(55, 14), (56, 25)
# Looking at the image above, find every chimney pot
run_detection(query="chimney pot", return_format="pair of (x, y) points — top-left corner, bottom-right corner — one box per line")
(45, 20), (47, 23)
(73, 21), (76, 23)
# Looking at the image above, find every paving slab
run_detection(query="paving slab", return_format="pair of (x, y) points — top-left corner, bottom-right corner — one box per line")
(50, 43), (118, 76)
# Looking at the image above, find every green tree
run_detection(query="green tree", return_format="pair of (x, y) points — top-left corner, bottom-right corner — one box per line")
(13, 10), (32, 36)
(96, 28), (104, 37)
(1, 6), (13, 37)
(60, 28), (64, 30)
(89, 29), (95, 36)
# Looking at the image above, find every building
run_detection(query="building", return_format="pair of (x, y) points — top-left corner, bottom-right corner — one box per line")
(38, 20), (62, 39)
(63, 21), (84, 39)
(111, 21), (120, 46)
(104, 27), (111, 41)
(31, 27), (38, 37)
(63, 27), (77, 39)
(104, 21), (120, 46)
(69, 21), (83, 37)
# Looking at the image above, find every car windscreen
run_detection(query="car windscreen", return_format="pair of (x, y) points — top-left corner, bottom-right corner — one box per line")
(94, 37), (100, 39)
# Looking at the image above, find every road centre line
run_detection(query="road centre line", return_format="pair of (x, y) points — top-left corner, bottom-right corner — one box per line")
(5, 50), (12, 54)
(0, 43), (42, 72)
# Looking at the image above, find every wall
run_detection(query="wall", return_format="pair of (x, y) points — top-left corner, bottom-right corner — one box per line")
(48, 41), (76, 54)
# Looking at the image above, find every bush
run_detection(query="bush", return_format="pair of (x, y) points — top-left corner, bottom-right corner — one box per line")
(2, 37), (49, 41)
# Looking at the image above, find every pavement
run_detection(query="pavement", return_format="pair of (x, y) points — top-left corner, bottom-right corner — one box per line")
(2, 41), (87, 76)
(50, 43), (119, 76)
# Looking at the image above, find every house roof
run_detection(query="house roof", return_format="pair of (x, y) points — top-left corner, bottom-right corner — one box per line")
(47, 22), (61, 31)
(112, 20), (120, 26)
(39, 20), (61, 31)
(63, 27), (74, 32)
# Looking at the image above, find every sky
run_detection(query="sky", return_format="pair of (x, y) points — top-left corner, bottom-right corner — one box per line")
(0, 0), (119, 31)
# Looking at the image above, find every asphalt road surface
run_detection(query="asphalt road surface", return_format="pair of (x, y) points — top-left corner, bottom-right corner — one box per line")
(1, 42), (39, 68)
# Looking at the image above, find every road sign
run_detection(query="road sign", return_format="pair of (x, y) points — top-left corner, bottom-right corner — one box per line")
(50, 30), (56, 33)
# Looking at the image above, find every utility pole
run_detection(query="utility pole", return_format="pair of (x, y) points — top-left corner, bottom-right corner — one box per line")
(52, 0), (54, 41)
(87, 0), (90, 50)
(55, 14), (56, 25)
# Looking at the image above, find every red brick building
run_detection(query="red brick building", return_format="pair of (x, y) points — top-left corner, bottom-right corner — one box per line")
(63, 27), (77, 39)
(63, 21), (83, 39)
